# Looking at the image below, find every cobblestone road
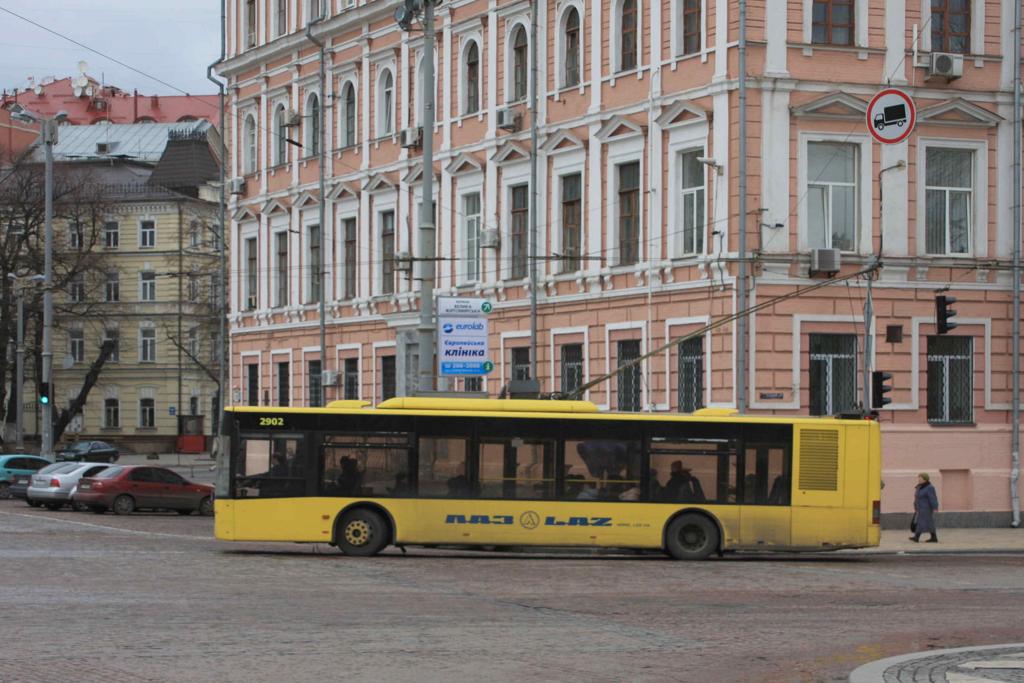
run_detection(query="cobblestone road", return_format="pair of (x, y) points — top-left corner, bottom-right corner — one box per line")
(1, 500), (1022, 683)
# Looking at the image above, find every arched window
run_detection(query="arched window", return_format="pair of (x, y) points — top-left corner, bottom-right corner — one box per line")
(511, 25), (528, 101)
(620, 0), (638, 71)
(341, 82), (356, 148)
(563, 8), (581, 87)
(465, 41), (480, 114)
(274, 105), (288, 166)
(243, 114), (256, 174)
(379, 69), (394, 136)
(306, 93), (321, 155)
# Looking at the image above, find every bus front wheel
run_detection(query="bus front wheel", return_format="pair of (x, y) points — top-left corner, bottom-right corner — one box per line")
(336, 508), (389, 557)
(665, 514), (719, 561)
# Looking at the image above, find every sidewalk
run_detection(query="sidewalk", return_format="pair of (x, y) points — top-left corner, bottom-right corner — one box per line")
(849, 528), (1024, 554)
(849, 643), (1024, 682)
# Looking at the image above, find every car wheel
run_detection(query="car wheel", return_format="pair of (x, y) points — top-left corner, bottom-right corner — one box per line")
(335, 508), (389, 557)
(0, 482), (10, 499)
(112, 495), (135, 515)
(44, 503), (63, 511)
(27, 499), (42, 508)
(90, 506), (107, 514)
(198, 496), (214, 517)
(72, 501), (89, 512)
(664, 513), (719, 561)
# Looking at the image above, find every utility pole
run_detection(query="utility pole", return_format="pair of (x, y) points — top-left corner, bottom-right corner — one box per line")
(6, 273), (42, 451)
(1010, 0), (1021, 528)
(396, 0), (438, 395)
(736, 0), (748, 413)
(306, 7), (329, 406)
(528, 0), (539, 383)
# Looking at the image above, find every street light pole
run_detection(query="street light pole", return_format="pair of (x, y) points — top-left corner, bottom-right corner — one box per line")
(40, 118), (56, 459)
(306, 11), (329, 406)
(6, 273), (40, 451)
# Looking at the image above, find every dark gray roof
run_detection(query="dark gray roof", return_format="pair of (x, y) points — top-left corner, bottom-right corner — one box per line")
(147, 128), (221, 197)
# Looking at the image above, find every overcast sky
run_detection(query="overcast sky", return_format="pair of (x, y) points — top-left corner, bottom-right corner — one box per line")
(1, 0), (221, 96)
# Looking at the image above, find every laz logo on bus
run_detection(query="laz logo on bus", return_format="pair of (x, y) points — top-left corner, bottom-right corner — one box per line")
(444, 514), (612, 527)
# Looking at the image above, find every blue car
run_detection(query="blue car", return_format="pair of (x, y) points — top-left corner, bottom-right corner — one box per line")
(0, 455), (52, 499)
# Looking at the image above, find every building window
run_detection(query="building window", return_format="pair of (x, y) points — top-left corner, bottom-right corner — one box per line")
(274, 105), (288, 166)
(244, 237), (257, 310)
(563, 7), (581, 87)
(246, 0), (257, 47)
(189, 221), (201, 248)
(510, 184), (528, 279)
(306, 93), (320, 156)
(378, 69), (394, 137)
(560, 173), (582, 273)
(617, 162), (640, 266)
(680, 0), (701, 54)
(464, 377), (483, 392)
(462, 193), (481, 283)
(381, 356), (396, 401)
(341, 82), (356, 148)
(69, 222), (83, 249)
(104, 221), (119, 248)
(276, 0), (287, 37)
(812, 0), (854, 45)
(69, 329), (85, 363)
(342, 217), (357, 299)
(187, 327), (199, 357)
(140, 327), (156, 363)
(927, 336), (973, 424)
(246, 363), (259, 406)
(188, 275), (200, 302)
(617, 340), (641, 411)
(140, 220), (155, 248)
(277, 361), (290, 406)
(464, 41), (480, 114)
(275, 232), (289, 307)
(103, 328), (119, 362)
(620, 0), (638, 71)
(925, 147), (973, 255)
(244, 115), (256, 174)
(139, 398), (155, 428)
(680, 150), (705, 255)
(140, 271), (156, 302)
(932, 0), (970, 54)
(104, 271), (120, 302)
(511, 347), (531, 380)
(307, 224), (321, 303)
(343, 357), (359, 400)
(104, 398), (120, 429)
(380, 211), (395, 295)
(511, 25), (528, 101)
(809, 333), (857, 416)
(560, 343), (583, 395)
(307, 360), (322, 407)
(807, 141), (857, 251)
(69, 274), (85, 303)
(677, 336), (704, 413)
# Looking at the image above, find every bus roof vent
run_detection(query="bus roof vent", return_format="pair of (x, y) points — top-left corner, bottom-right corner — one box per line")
(691, 408), (739, 417)
(376, 397), (599, 414)
(798, 429), (839, 491)
(326, 400), (372, 409)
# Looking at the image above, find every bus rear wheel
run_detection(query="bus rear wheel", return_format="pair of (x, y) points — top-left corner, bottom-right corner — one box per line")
(665, 514), (719, 561)
(336, 509), (389, 557)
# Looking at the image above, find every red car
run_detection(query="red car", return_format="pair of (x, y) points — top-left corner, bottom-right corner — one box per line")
(74, 465), (214, 516)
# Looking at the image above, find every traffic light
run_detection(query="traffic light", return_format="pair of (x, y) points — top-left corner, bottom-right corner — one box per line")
(871, 371), (892, 409)
(39, 382), (50, 406)
(936, 295), (957, 335)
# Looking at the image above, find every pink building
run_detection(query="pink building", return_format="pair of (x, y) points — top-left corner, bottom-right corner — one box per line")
(218, 0), (1022, 523)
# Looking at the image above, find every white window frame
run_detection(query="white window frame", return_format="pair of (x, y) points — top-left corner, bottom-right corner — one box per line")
(672, 0), (707, 58)
(105, 270), (120, 303)
(505, 19), (530, 104)
(338, 210), (359, 299)
(377, 206), (397, 296)
(459, 188), (483, 285)
(916, 138), (986, 258)
(919, 0), (984, 56)
(140, 271), (156, 302)
(103, 397), (120, 429)
(459, 36), (483, 116)
(797, 132), (872, 255)
(273, 103), (288, 166)
(305, 91), (321, 157)
(103, 326), (120, 363)
(140, 325), (157, 363)
(376, 67), (395, 138)
(139, 218), (156, 249)
(338, 78), (358, 148)
(806, 140), (859, 252)
(667, 140), (709, 258)
(275, 0), (288, 38)
(556, 3), (585, 90)
(610, 0), (643, 75)
(802, 0), (868, 48)
(305, 222), (321, 303)
(103, 220), (119, 249)
(605, 141), (645, 268)
(243, 113), (257, 175)
(273, 230), (289, 307)
(139, 397), (156, 428)
(69, 327), (85, 364)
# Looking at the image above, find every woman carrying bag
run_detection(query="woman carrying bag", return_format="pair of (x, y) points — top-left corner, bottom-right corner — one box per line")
(910, 473), (939, 543)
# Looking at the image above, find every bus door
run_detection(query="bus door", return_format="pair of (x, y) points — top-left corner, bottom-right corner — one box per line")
(790, 427), (846, 547)
(738, 436), (792, 548)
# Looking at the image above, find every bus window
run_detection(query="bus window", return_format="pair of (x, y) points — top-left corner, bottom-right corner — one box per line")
(479, 439), (554, 499)
(418, 437), (470, 498)
(563, 440), (641, 501)
(648, 438), (736, 504)
(743, 444), (790, 506)
(322, 434), (411, 497)
(236, 436), (304, 498)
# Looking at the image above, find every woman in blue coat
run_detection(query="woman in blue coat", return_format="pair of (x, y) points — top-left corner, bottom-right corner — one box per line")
(911, 473), (939, 543)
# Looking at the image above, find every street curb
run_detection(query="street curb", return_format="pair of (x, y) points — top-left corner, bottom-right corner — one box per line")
(848, 642), (1024, 682)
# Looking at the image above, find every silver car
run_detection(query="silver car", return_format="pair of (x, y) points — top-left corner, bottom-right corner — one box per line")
(28, 462), (111, 510)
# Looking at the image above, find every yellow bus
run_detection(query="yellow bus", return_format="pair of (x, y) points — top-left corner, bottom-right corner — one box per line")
(214, 398), (881, 560)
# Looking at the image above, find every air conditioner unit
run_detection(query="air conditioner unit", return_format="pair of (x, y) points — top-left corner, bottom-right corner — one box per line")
(928, 52), (963, 81)
(480, 228), (500, 249)
(809, 248), (841, 277)
(496, 108), (519, 132)
(230, 177), (246, 195)
(400, 126), (423, 148)
(321, 370), (339, 386)
(284, 109), (301, 127)
(394, 250), (413, 272)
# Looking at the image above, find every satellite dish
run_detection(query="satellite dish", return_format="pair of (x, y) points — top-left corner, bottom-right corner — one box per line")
(34, 85), (43, 95)
(73, 86), (83, 98)
(86, 85), (94, 97)
(78, 60), (88, 74)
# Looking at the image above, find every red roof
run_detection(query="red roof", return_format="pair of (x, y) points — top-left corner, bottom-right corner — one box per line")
(1, 77), (220, 126)
(0, 108), (38, 161)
